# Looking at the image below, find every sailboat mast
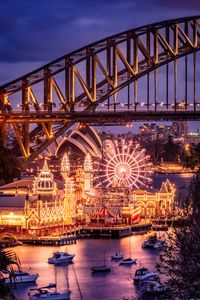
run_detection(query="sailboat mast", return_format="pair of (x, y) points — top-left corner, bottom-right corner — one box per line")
(55, 266), (57, 292)
(66, 266), (69, 291)
(72, 265), (84, 300)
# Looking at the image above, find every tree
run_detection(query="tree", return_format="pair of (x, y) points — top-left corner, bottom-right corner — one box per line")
(146, 140), (165, 163)
(0, 249), (20, 299)
(163, 135), (182, 162)
(0, 141), (21, 185)
(184, 143), (200, 171)
(157, 174), (200, 300)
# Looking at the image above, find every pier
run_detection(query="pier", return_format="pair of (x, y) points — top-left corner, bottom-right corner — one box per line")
(131, 223), (152, 234)
(80, 223), (152, 238)
(17, 223), (153, 244)
(19, 235), (77, 246)
(80, 225), (131, 238)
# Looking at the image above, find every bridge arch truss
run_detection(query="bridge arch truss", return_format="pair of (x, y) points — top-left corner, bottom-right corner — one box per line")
(1, 16), (200, 161)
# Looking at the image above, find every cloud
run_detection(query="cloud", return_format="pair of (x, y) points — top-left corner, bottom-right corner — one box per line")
(152, 0), (200, 10)
(0, 0), (198, 84)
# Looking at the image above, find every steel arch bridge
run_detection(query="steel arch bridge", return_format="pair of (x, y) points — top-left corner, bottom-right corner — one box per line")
(1, 15), (200, 161)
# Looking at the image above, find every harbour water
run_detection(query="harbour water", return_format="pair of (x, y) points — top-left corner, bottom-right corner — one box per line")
(11, 173), (193, 300)
(12, 235), (161, 300)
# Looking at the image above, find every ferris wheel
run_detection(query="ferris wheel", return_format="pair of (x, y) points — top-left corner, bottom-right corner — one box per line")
(95, 139), (152, 189)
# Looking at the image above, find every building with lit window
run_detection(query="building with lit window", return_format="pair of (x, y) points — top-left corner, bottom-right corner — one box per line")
(0, 159), (75, 235)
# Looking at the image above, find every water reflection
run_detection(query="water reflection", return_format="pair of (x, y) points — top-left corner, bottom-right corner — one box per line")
(12, 235), (162, 300)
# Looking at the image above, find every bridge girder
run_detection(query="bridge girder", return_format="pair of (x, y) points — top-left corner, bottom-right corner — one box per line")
(1, 15), (200, 160)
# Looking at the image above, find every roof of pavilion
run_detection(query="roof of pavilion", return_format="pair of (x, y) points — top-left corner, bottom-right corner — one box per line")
(0, 176), (64, 194)
(91, 206), (116, 219)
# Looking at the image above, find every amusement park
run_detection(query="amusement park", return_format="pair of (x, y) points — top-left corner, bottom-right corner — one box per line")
(0, 3), (200, 300)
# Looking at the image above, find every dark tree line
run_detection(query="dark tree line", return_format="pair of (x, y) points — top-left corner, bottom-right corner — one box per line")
(0, 249), (20, 299)
(0, 134), (21, 185)
(157, 174), (200, 300)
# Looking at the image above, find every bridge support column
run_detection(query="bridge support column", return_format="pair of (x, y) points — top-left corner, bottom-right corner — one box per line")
(22, 80), (30, 157)
(44, 68), (53, 138)
(23, 124), (30, 157)
(0, 122), (6, 147)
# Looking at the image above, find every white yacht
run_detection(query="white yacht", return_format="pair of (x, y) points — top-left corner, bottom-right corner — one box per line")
(48, 252), (75, 264)
(111, 252), (124, 260)
(28, 284), (70, 300)
(119, 258), (137, 265)
(133, 268), (158, 282)
(5, 270), (38, 284)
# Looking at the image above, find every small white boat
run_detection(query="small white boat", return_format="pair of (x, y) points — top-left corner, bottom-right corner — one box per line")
(111, 253), (124, 260)
(140, 280), (170, 295)
(5, 270), (38, 284)
(28, 284), (70, 300)
(119, 258), (137, 265)
(134, 268), (158, 282)
(48, 252), (75, 264)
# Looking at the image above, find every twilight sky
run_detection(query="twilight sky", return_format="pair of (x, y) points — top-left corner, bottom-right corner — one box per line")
(0, 0), (199, 132)
(0, 0), (199, 84)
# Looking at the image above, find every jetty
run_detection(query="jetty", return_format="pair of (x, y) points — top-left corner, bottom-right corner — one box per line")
(19, 234), (76, 246)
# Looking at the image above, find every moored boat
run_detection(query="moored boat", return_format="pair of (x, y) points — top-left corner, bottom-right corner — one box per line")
(91, 250), (110, 273)
(28, 284), (70, 300)
(111, 252), (124, 260)
(119, 258), (137, 265)
(133, 267), (158, 282)
(91, 265), (111, 273)
(5, 270), (38, 284)
(142, 234), (166, 250)
(48, 252), (75, 264)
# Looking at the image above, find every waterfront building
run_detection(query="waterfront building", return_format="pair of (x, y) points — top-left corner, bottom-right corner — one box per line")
(83, 179), (175, 224)
(131, 179), (175, 218)
(0, 128), (177, 234)
(0, 159), (75, 235)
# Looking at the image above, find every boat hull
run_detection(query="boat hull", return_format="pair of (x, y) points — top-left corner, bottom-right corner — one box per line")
(48, 258), (73, 264)
(29, 291), (70, 300)
(5, 274), (38, 284)
(111, 255), (123, 260)
(120, 259), (137, 265)
(91, 266), (111, 272)
(48, 255), (74, 265)
(134, 274), (158, 282)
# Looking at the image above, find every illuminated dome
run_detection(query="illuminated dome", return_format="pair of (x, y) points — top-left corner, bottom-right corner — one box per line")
(33, 159), (56, 194)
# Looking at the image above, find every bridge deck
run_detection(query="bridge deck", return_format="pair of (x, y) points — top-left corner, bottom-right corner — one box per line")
(0, 110), (200, 124)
